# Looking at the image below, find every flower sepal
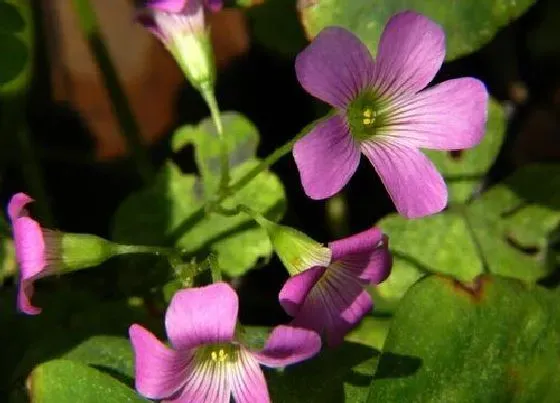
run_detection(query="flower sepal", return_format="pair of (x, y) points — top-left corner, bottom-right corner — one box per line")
(253, 215), (331, 276)
(137, 0), (217, 90)
(169, 28), (215, 90)
(57, 232), (119, 273)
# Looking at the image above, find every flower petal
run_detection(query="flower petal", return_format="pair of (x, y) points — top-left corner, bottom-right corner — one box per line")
(295, 27), (374, 108)
(382, 78), (489, 150)
(252, 325), (321, 368)
(279, 266), (325, 317)
(293, 115), (360, 200)
(14, 217), (46, 280)
(17, 280), (41, 315)
(173, 355), (231, 403)
(146, 0), (187, 13)
(372, 11), (445, 98)
(165, 283), (238, 351)
(361, 141), (447, 218)
(330, 229), (392, 284)
(14, 217), (47, 315)
(229, 348), (270, 403)
(129, 324), (191, 400)
(204, 0), (222, 12)
(330, 227), (383, 261)
(291, 269), (373, 347)
(135, 12), (164, 40)
(7, 192), (33, 221)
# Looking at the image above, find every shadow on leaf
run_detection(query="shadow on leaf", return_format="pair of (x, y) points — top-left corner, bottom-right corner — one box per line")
(267, 341), (379, 403)
(373, 352), (423, 380)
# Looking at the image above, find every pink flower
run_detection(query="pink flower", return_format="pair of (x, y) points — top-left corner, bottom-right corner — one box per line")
(137, 0), (221, 42)
(279, 228), (391, 347)
(293, 11), (488, 218)
(137, 0), (221, 87)
(129, 283), (321, 403)
(7, 193), (62, 315)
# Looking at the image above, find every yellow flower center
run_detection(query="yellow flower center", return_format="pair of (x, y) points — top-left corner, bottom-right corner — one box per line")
(210, 348), (229, 363)
(361, 108), (376, 126)
(196, 343), (238, 365)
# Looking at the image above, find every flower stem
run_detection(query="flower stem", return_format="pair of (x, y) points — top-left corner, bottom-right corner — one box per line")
(199, 82), (229, 192)
(208, 253), (222, 283)
(114, 244), (176, 257)
(71, 0), (154, 183)
(224, 116), (324, 197)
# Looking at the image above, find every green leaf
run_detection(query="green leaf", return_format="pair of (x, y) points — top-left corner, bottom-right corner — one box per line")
(373, 210), (482, 313)
(345, 315), (391, 351)
(172, 112), (259, 186)
(300, 0), (536, 61)
(376, 164), (560, 313)
(381, 211), (483, 281)
(235, 325), (381, 402)
(29, 360), (145, 402)
(0, 0), (32, 94)
(268, 342), (380, 403)
(367, 275), (560, 402)
(113, 112), (286, 277)
(0, 285), (156, 398)
(62, 336), (135, 381)
(425, 99), (506, 203)
(467, 164), (560, 282)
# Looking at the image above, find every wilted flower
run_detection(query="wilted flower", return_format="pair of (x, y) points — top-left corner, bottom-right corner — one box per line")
(293, 11), (488, 218)
(129, 283), (321, 403)
(7, 193), (117, 315)
(279, 228), (391, 346)
(137, 0), (222, 88)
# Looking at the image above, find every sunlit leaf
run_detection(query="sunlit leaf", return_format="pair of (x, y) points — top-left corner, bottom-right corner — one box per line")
(29, 360), (145, 403)
(0, 0), (32, 94)
(376, 164), (560, 313)
(113, 112), (286, 277)
(300, 0), (536, 61)
(368, 275), (560, 402)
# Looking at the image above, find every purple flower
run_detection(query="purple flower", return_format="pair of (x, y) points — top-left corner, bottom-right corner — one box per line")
(137, 0), (217, 41)
(129, 283), (321, 403)
(7, 193), (60, 315)
(293, 11), (488, 218)
(279, 228), (391, 347)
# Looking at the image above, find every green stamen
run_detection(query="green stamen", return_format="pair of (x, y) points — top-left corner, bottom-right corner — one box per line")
(346, 90), (390, 142)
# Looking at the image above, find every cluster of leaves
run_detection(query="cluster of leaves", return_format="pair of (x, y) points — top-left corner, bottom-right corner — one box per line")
(2, 0), (560, 402)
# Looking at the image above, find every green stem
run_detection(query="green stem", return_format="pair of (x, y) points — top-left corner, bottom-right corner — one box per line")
(71, 0), (154, 183)
(114, 244), (176, 257)
(199, 82), (229, 192)
(225, 116), (324, 197)
(208, 254), (222, 283)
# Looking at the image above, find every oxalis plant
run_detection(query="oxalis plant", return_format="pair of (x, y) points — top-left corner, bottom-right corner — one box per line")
(1, 0), (560, 402)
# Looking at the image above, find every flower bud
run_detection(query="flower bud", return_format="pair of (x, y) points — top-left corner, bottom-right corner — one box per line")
(8, 193), (129, 314)
(137, 0), (216, 90)
(254, 215), (331, 276)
